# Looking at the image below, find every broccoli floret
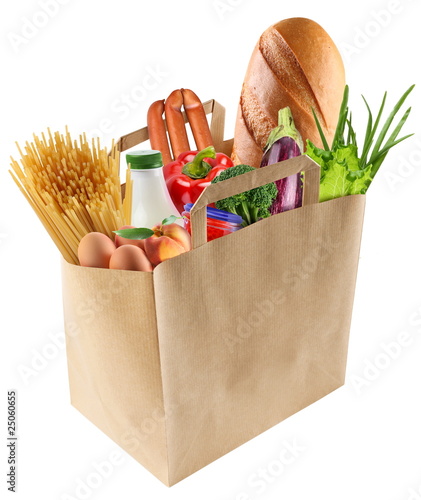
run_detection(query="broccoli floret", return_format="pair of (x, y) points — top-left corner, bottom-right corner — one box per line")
(211, 165), (277, 226)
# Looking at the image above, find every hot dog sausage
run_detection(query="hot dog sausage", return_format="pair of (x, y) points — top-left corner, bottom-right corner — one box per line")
(181, 89), (214, 151)
(165, 89), (190, 158)
(147, 99), (172, 165)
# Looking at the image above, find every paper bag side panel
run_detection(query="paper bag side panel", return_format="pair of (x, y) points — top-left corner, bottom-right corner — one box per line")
(153, 194), (365, 485)
(61, 261), (169, 485)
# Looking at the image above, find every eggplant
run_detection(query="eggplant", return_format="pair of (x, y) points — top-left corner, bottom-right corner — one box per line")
(260, 107), (303, 214)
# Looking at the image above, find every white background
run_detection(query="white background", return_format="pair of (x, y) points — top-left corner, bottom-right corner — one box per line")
(1, 0), (421, 499)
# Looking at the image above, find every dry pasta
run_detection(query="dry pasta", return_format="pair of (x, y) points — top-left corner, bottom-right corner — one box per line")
(123, 168), (133, 226)
(10, 128), (126, 265)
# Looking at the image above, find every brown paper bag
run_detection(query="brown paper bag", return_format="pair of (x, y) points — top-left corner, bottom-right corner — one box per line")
(62, 101), (365, 486)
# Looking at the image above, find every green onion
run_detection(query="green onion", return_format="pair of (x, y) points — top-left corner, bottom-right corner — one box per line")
(318, 84), (415, 182)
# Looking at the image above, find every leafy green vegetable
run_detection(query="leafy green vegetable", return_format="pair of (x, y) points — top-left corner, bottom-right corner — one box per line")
(211, 164), (277, 226)
(306, 84), (414, 202)
(306, 143), (372, 202)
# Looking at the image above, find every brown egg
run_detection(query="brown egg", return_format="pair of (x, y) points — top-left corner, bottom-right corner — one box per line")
(78, 232), (116, 268)
(109, 245), (153, 272)
(114, 225), (145, 250)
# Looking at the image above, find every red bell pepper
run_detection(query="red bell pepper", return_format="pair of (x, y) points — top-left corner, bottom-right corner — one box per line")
(163, 146), (233, 213)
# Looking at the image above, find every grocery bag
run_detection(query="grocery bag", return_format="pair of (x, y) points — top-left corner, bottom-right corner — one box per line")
(61, 100), (365, 486)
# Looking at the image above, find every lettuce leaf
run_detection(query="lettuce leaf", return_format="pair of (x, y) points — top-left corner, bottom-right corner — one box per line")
(306, 141), (373, 203)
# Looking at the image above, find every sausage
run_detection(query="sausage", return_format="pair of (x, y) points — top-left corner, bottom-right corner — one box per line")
(181, 89), (214, 151)
(164, 89), (190, 159)
(147, 100), (172, 165)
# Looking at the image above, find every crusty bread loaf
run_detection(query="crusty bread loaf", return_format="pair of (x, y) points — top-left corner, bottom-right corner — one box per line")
(232, 18), (345, 167)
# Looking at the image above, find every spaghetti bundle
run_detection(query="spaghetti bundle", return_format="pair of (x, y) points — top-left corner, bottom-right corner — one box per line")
(123, 167), (133, 226)
(10, 128), (127, 265)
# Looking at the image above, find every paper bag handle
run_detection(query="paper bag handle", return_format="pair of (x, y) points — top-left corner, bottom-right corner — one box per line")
(189, 155), (320, 249)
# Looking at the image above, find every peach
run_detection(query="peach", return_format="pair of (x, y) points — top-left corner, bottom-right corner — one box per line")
(115, 225), (145, 250)
(144, 223), (192, 266)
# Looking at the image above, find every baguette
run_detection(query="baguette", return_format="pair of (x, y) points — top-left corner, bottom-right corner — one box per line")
(232, 18), (345, 167)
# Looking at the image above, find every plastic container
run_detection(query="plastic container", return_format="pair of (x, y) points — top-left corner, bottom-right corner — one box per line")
(126, 150), (182, 228)
(182, 203), (243, 241)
